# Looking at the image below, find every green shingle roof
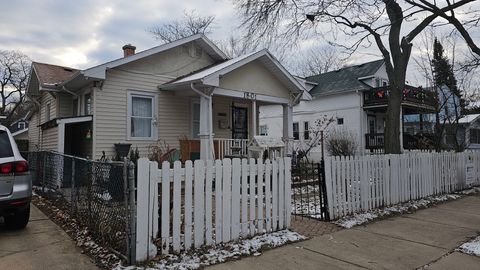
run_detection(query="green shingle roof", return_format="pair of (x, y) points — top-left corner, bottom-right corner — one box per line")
(306, 59), (384, 97)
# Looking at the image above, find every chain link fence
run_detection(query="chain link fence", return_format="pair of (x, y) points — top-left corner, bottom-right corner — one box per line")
(27, 151), (136, 262)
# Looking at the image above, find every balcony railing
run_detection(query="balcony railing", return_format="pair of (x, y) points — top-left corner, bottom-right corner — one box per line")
(365, 133), (385, 150)
(365, 133), (436, 150)
(364, 85), (437, 108)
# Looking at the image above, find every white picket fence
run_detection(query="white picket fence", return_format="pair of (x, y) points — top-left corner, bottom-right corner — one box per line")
(135, 157), (292, 261)
(325, 151), (480, 220)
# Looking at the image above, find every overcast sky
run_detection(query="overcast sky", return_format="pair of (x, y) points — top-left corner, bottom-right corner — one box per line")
(1, 0), (479, 88)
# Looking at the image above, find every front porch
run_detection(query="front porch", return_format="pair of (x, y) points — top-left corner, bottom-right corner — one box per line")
(160, 50), (305, 161)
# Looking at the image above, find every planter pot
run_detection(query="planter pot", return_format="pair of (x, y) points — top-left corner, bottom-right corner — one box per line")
(114, 143), (131, 160)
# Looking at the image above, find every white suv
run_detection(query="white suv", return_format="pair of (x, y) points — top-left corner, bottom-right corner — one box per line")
(0, 125), (32, 229)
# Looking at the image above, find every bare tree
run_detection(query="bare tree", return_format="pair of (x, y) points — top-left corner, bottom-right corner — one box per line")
(294, 115), (335, 162)
(150, 10), (215, 44)
(236, 0), (480, 154)
(291, 46), (345, 76)
(0, 50), (30, 119)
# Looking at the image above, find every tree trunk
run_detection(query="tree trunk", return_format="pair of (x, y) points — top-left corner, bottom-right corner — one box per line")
(384, 85), (402, 154)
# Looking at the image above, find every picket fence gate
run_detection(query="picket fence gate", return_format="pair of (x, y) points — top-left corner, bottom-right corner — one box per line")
(325, 151), (480, 220)
(135, 157), (292, 261)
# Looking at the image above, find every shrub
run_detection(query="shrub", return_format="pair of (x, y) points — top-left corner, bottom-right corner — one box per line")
(326, 129), (358, 156)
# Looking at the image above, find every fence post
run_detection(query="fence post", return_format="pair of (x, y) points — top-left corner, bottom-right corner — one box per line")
(70, 158), (75, 214)
(324, 156), (334, 220)
(135, 158), (157, 262)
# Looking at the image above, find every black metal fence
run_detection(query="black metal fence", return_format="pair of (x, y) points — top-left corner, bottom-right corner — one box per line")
(291, 161), (330, 221)
(27, 151), (135, 262)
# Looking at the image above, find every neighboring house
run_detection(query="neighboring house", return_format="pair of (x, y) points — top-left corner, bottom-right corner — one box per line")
(445, 114), (480, 150)
(26, 34), (305, 160)
(260, 59), (437, 160)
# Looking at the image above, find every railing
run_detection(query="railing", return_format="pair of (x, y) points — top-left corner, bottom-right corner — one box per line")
(363, 85), (437, 108)
(365, 133), (385, 150)
(214, 138), (249, 159)
(135, 157), (292, 261)
(365, 133), (436, 150)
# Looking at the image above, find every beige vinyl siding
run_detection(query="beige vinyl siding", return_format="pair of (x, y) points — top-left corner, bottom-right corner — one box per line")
(220, 60), (291, 99)
(93, 44), (216, 159)
(41, 126), (58, 151)
(28, 112), (40, 150)
(57, 93), (73, 117)
(40, 92), (56, 124)
(212, 96), (232, 139)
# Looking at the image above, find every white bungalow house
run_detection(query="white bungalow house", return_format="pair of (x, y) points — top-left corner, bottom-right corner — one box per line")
(26, 34), (305, 160)
(260, 59), (437, 160)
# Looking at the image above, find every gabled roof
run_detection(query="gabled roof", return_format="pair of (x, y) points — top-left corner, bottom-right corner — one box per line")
(306, 59), (384, 97)
(162, 49), (305, 95)
(459, 114), (480, 124)
(32, 62), (78, 85)
(80, 34), (228, 80)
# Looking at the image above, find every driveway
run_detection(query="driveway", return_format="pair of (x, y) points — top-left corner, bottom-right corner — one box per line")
(209, 194), (480, 270)
(0, 205), (99, 270)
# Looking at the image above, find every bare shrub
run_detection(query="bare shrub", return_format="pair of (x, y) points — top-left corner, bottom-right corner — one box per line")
(326, 130), (358, 157)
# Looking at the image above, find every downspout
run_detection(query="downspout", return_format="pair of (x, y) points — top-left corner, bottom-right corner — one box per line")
(190, 83), (215, 160)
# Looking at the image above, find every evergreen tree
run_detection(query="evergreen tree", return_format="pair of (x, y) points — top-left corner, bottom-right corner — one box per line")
(431, 38), (465, 151)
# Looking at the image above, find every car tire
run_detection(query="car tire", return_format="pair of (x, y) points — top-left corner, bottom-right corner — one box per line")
(4, 206), (30, 230)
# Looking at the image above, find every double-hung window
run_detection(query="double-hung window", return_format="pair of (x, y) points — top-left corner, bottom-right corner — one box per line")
(127, 91), (157, 140)
(84, 93), (91, 115)
(293, 122), (299, 140)
(304, 121), (310, 140)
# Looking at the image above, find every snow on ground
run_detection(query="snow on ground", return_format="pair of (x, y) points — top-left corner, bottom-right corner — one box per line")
(334, 194), (462, 229)
(115, 230), (306, 270)
(457, 236), (480, 257)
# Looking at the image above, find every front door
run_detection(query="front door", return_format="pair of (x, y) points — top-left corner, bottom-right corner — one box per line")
(232, 107), (248, 139)
(368, 115), (376, 134)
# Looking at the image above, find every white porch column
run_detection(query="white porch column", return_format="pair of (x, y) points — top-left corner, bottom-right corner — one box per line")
(282, 104), (293, 157)
(199, 95), (213, 160)
(252, 100), (257, 137)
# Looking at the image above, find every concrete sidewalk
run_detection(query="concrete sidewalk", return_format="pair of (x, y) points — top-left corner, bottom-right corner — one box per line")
(210, 194), (480, 270)
(0, 205), (99, 270)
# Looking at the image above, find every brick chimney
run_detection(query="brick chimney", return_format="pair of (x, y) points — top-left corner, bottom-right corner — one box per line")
(122, 44), (136, 57)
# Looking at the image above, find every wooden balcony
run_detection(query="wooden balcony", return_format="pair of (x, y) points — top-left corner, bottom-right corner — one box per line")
(363, 85), (437, 110)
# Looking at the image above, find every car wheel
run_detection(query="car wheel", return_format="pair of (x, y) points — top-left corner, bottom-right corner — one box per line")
(4, 206), (30, 230)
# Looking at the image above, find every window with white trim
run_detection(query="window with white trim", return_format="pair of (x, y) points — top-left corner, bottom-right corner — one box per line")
(84, 93), (91, 115)
(293, 122), (299, 140)
(304, 121), (310, 140)
(127, 91), (157, 140)
(45, 103), (51, 122)
(192, 102), (200, 138)
(260, 125), (268, 136)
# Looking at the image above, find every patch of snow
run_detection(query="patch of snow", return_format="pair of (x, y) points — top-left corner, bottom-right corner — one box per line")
(334, 193), (462, 229)
(95, 192), (113, 201)
(115, 230), (306, 270)
(457, 236), (480, 257)
(456, 187), (480, 195)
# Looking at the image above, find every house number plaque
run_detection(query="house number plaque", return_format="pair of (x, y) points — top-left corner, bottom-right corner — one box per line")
(244, 92), (257, 100)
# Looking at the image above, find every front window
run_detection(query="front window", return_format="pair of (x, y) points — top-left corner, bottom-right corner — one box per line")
(293, 122), (299, 140)
(45, 103), (51, 122)
(18, 122), (25, 130)
(304, 121), (310, 140)
(128, 91), (157, 140)
(470, 129), (480, 144)
(84, 93), (91, 115)
(260, 125), (268, 136)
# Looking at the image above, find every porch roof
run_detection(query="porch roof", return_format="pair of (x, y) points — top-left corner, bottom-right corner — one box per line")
(161, 49), (306, 97)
